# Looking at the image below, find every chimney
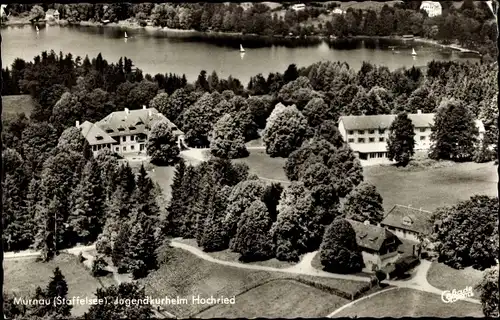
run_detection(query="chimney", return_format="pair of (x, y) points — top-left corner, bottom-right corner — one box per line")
(417, 110), (422, 114)
(124, 108), (130, 115)
(75, 120), (80, 128)
(364, 220), (370, 226)
(143, 105), (147, 110)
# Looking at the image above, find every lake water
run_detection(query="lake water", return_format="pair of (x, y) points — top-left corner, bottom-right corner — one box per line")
(1, 24), (479, 84)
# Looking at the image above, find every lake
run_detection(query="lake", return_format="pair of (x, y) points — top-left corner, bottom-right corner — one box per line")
(1, 24), (480, 85)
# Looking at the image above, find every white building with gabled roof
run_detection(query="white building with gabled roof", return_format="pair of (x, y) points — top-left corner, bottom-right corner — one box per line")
(338, 111), (484, 162)
(77, 106), (184, 157)
(420, 1), (442, 17)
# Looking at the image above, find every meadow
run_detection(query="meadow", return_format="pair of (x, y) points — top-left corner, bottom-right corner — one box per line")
(332, 287), (483, 317)
(3, 254), (115, 317)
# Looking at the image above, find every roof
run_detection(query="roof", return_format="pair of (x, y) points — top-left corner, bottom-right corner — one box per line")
(96, 107), (184, 137)
(347, 219), (397, 252)
(349, 142), (387, 153)
(339, 113), (435, 131)
(339, 113), (485, 133)
(380, 205), (434, 235)
(79, 121), (117, 145)
(420, 1), (442, 9)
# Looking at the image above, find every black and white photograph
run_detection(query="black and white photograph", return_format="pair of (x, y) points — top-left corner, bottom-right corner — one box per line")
(1, 0), (499, 319)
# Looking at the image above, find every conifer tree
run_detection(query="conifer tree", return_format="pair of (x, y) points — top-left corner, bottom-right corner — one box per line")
(69, 158), (105, 244)
(132, 164), (159, 219)
(112, 223), (130, 272)
(125, 213), (158, 279)
(164, 159), (186, 236)
(199, 186), (232, 252)
(45, 267), (72, 317)
(387, 112), (415, 166)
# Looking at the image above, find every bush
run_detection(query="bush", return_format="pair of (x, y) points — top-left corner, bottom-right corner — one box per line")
(96, 236), (112, 255)
(78, 252), (85, 263)
(138, 19), (147, 27)
(92, 255), (109, 277)
(375, 270), (386, 282)
(129, 259), (147, 279)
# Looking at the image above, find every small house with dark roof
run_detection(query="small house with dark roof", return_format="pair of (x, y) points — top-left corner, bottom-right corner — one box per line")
(380, 205), (434, 242)
(338, 111), (485, 162)
(347, 219), (402, 271)
(77, 106), (184, 157)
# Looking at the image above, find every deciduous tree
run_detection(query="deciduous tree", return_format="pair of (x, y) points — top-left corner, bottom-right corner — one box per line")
(146, 120), (180, 165)
(210, 114), (249, 159)
(343, 183), (384, 224)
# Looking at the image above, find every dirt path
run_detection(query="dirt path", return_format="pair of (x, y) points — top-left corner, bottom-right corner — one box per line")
(170, 240), (371, 282)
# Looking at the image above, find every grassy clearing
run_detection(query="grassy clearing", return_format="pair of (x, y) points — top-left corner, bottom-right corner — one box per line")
(141, 247), (368, 318)
(3, 253), (114, 317)
(337, 1), (401, 11)
(233, 149), (288, 182)
(333, 287), (483, 317)
(427, 262), (484, 297)
(196, 279), (348, 318)
(175, 238), (295, 269)
(2, 95), (35, 119)
(364, 161), (497, 212)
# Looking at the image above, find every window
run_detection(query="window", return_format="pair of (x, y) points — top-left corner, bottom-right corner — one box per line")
(358, 130), (365, 134)
(122, 136), (126, 143)
(368, 129), (375, 134)
(420, 136), (425, 141)
(348, 138), (354, 143)
(123, 146), (127, 151)
(131, 145), (135, 151)
(379, 137), (384, 142)
(358, 138), (365, 143)
(115, 147), (119, 152)
(131, 135), (135, 141)
(379, 129), (385, 134)
(420, 128), (426, 132)
(348, 130), (354, 135)
(369, 137), (375, 143)
(92, 145), (97, 151)
(140, 144), (145, 151)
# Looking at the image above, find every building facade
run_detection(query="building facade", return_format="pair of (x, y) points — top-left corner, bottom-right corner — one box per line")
(78, 107), (184, 157)
(338, 111), (485, 162)
(347, 219), (402, 272)
(291, 4), (305, 11)
(380, 205), (434, 243)
(420, 1), (442, 17)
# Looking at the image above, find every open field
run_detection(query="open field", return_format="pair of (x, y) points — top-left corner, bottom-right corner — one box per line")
(175, 238), (294, 269)
(427, 262), (484, 297)
(233, 149), (288, 182)
(3, 253), (115, 317)
(1, 94), (35, 119)
(142, 246), (369, 318)
(337, 1), (401, 11)
(333, 287), (483, 317)
(239, 150), (496, 212)
(196, 279), (347, 318)
(364, 161), (497, 212)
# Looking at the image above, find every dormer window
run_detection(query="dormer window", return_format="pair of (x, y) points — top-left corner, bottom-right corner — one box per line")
(402, 216), (413, 226)
(136, 121), (144, 126)
(129, 126), (136, 131)
(368, 236), (378, 242)
(117, 127), (125, 132)
(106, 129), (114, 133)
(96, 135), (103, 140)
(358, 233), (367, 239)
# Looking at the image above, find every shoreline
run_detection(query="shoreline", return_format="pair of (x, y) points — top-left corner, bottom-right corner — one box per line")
(1, 18), (481, 55)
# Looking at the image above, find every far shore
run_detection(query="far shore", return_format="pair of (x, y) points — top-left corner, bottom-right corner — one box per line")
(1, 17), (481, 55)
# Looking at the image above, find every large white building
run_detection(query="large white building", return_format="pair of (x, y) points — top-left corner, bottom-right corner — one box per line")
(338, 111), (485, 162)
(420, 1), (442, 17)
(78, 106), (184, 157)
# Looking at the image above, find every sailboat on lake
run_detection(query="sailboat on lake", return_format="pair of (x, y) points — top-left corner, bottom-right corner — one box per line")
(240, 44), (245, 53)
(124, 31), (128, 39)
(36, 25), (39, 32)
(411, 48), (417, 56)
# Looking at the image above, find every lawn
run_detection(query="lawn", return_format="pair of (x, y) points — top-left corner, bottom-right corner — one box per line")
(333, 287), (483, 317)
(427, 262), (484, 298)
(3, 253), (115, 317)
(364, 161), (497, 212)
(237, 151), (496, 213)
(233, 149), (288, 182)
(175, 238), (294, 269)
(141, 246), (367, 318)
(2, 94), (35, 120)
(196, 279), (348, 318)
